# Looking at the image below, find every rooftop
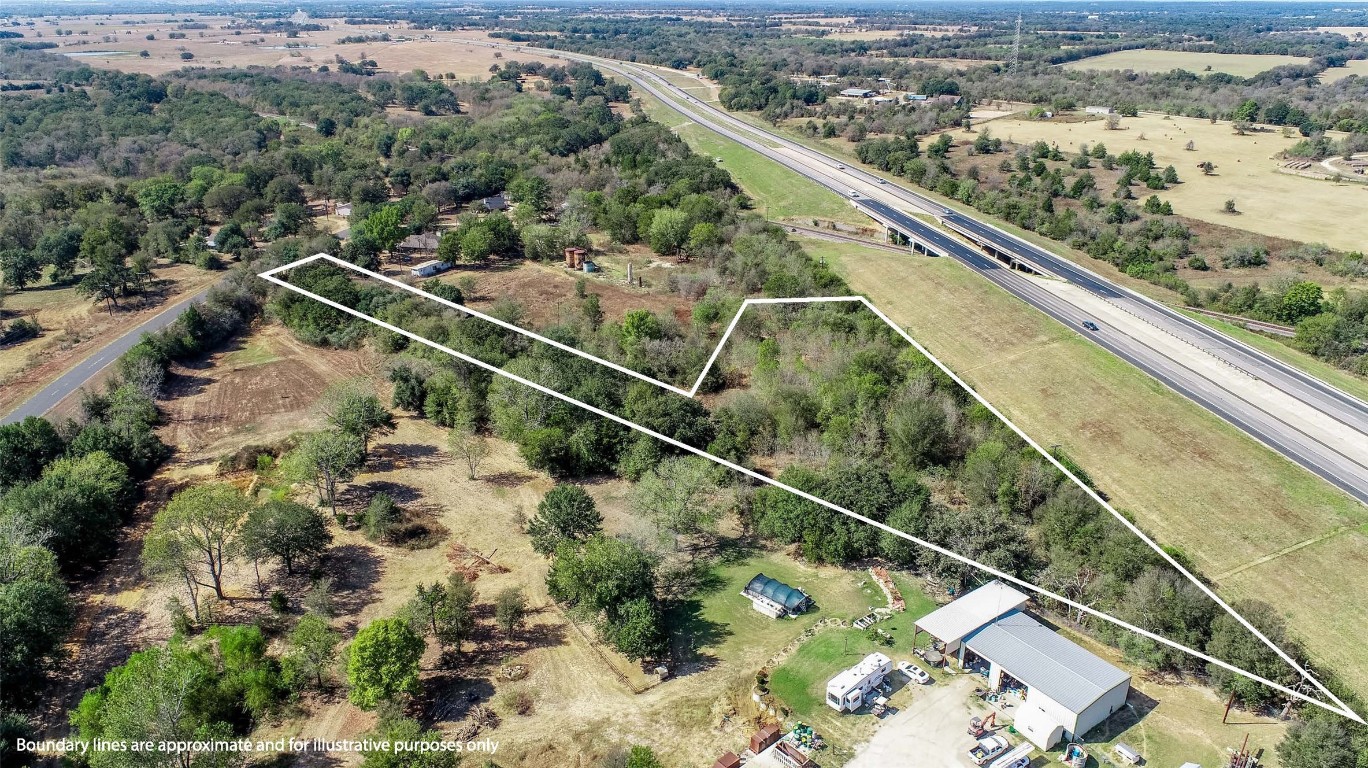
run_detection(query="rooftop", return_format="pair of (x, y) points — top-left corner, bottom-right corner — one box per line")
(744, 573), (809, 612)
(964, 610), (1130, 714)
(827, 652), (891, 693)
(915, 580), (1030, 643)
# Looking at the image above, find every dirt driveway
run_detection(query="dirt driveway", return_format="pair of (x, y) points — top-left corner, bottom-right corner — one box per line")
(846, 674), (995, 768)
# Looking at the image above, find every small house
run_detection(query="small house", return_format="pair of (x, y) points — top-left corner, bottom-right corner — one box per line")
(742, 573), (811, 618)
(396, 232), (439, 261)
(840, 88), (876, 98)
(335, 203), (353, 218)
(871, 96), (896, 105)
(1085, 106), (1113, 115)
(481, 193), (507, 211)
(930, 94), (963, 106)
(410, 260), (451, 278)
(826, 653), (892, 712)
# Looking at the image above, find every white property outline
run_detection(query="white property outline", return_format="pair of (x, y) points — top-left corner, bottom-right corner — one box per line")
(261, 253), (1363, 723)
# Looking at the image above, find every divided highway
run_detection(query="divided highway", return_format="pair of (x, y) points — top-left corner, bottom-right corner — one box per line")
(465, 39), (1368, 504)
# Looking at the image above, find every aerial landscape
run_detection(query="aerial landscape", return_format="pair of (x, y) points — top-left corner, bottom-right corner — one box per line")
(0, 2), (1366, 768)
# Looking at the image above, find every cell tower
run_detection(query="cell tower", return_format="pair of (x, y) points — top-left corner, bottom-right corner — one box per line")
(1009, 13), (1023, 74)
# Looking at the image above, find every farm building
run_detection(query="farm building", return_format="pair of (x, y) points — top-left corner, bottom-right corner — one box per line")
(481, 193), (507, 211)
(826, 652), (893, 713)
(840, 88), (877, 98)
(396, 232), (439, 261)
(410, 260), (452, 278)
(914, 581), (1130, 749)
(1084, 105), (1113, 115)
(742, 573), (811, 618)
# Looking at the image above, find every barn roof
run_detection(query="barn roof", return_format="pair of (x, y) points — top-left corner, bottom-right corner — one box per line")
(964, 610), (1130, 714)
(915, 580), (1029, 643)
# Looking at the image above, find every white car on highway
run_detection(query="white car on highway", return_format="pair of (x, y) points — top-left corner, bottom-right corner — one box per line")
(898, 660), (930, 684)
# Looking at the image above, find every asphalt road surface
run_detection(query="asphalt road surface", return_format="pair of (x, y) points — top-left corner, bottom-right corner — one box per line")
(466, 39), (1368, 504)
(1, 287), (211, 426)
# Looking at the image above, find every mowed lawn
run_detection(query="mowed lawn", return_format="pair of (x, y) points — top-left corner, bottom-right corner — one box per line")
(804, 238), (1368, 697)
(983, 112), (1368, 252)
(1062, 49), (1311, 78)
(767, 575), (938, 760)
(640, 93), (866, 225)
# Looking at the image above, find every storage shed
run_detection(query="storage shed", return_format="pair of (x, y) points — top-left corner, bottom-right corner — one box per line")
(712, 751), (742, 768)
(410, 260), (451, 278)
(742, 573), (811, 618)
(750, 723), (781, 754)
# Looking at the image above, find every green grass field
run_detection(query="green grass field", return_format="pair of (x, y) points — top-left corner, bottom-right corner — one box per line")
(767, 575), (936, 759)
(638, 88), (866, 225)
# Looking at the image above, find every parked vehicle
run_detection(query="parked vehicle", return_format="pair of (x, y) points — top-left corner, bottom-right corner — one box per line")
(897, 661), (930, 684)
(969, 735), (1010, 766)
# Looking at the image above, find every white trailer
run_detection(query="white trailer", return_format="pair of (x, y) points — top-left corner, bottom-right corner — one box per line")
(825, 652), (892, 712)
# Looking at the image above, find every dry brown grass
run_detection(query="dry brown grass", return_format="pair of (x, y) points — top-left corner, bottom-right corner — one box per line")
(982, 111), (1368, 252)
(32, 16), (563, 79)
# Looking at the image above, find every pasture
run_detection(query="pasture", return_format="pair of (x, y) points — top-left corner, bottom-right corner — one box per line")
(32, 15), (564, 79)
(1062, 49), (1311, 78)
(986, 111), (1368, 252)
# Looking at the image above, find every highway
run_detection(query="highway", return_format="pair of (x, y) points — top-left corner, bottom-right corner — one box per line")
(466, 39), (1368, 504)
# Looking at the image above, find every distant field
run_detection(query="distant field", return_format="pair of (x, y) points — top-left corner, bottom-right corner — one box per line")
(986, 111), (1368, 252)
(31, 15), (562, 78)
(1320, 58), (1368, 83)
(1063, 49), (1311, 78)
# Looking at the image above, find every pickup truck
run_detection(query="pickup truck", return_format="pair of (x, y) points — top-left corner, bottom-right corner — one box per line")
(969, 735), (1011, 766)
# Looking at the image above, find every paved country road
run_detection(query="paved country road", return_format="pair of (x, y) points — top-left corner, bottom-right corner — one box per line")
(1, 287), (212, 426)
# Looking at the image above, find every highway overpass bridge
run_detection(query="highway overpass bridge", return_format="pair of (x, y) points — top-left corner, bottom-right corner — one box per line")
(852, 198), (1048, 276)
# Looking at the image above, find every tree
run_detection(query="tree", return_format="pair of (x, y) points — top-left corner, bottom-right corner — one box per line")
(239, 500), (332, 575)
(407, 575), (475, 654)
(601, 596), (665, 661)
(646, 208), (690, 256)
(136, 181), (183, 220)
(1277, 718), (1358, 768)
(71, 644), (240, 768)
(144, 483), (252, 601)
(362, 492), (401, 541)
(0, 250), (42, 290)
(620, 309), (663, 346)
(0, 520), (74, 709)
(632, 456), (721, 546)
(1279, 282), (1323, 323)
(297, 431), (367, 513)
(0, 416), (64, 491)
(528, 484), (602, 555)
(494, 587), (527, 639)
(347, 617), (425, 709)
(547, 535), (656, 616)
(321, 380), (395, 450)
(2, 451), (134, 569)
(1207, 600), (1302, 709)
(282, 612), (341, 690)
(363, 205), (407, 256)
(447, 421), (490, 480)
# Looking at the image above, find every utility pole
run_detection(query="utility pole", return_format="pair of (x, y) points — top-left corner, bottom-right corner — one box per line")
(1011, 13), (1023, 75)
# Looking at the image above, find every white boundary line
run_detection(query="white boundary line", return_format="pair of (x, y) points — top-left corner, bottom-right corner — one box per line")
(260, 254), (1362, 723)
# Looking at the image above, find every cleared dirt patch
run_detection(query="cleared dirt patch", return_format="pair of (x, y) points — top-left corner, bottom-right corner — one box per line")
(157, 324), (375, 466)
